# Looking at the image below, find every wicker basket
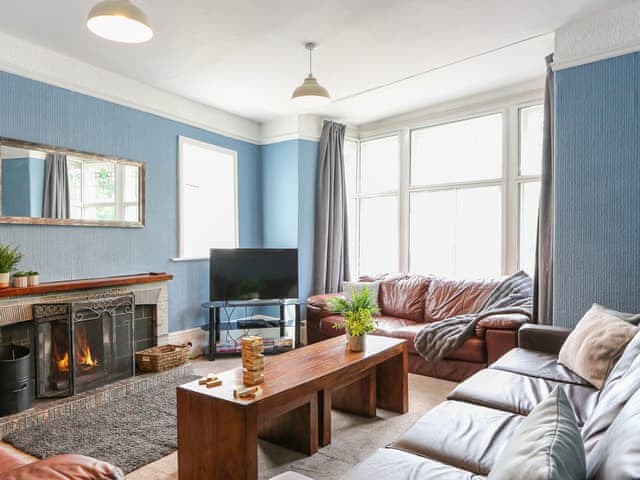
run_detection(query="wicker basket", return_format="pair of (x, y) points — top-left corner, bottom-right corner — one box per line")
(135, 344), (190, 372)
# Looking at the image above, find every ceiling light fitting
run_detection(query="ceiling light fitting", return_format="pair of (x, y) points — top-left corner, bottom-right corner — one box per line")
(87, 0), (153, 44)
(291, 42), (330, 107)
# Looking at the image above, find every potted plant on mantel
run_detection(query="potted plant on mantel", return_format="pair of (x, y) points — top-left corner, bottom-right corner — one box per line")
(0, 244), (24, 289)
(12, 271), (28, 289)
(327, 287), (379, 352)
(27, 271), (40, 287)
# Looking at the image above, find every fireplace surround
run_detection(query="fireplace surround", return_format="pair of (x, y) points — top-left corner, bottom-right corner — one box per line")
(34, 295), (135, 398)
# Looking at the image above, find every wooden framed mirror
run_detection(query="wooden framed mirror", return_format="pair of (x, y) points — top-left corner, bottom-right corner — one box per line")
(0, 137), (145, 227)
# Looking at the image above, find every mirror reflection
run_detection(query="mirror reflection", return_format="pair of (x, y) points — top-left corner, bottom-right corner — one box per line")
(0, 140), (144, 227)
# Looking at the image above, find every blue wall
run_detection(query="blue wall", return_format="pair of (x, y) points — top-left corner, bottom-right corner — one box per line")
(0, 71), (262, 332)
(2, 158), (32, 217)
(260, 141), (299, 248)
(554, 53), (640, 327)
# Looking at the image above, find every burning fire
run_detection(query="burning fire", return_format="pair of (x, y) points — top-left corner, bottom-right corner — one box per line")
(51, 323), (99, 374)
(75, 325), (99, 371)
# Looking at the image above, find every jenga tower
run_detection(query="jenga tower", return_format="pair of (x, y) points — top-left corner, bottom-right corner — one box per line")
(241, 336), (265, 386)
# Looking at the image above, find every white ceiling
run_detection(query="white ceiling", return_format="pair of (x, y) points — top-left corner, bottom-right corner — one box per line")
(0, 0), (628, 125)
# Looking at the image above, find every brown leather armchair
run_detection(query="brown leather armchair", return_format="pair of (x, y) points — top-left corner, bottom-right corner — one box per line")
(0, 443), (123, 480)
(307, 274), (530, 382)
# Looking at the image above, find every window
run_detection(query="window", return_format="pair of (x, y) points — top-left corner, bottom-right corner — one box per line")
(518, 105), (544, 274)
(345, 100), (544, 279)
(178, 137), (238, 259)
(345, 136), (400, 277)
(410, 114), (503, 278)
(68, 157), (139, 221)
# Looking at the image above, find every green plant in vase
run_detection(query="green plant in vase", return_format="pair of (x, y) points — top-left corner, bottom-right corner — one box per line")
(0, 245), (24, 288)
(327, 287), (378, 352)
(12, 271), (28, 288)
(26, 270), (40, 287)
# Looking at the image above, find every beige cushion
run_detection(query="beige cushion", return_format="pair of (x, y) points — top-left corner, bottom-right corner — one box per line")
(559, 304), (638, 389)
(343, 281), (380, 310)
(269, 473), (314, 480)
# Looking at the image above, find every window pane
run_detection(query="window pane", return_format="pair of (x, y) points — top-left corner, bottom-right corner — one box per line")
(67, 160), (82, 214)
(519, 105), (544, 176)
(411, 114), (503, 186)
(84, 162), (115, 203)
(124, 165), (139, 202)
(344, 140), (358, 279)
(359, 196), (398, 275)
(84, 205), (116, 221)
(181, 141), (237, 258)
(519, 181), (541, 274)
(410, 186), (502, 278)
(360, 136), (399, 194)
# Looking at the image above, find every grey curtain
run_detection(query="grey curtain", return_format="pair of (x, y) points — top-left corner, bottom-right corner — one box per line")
(313, 120), (350, 294)
(43, 153), (70, 219)
(533, 54), (555, 325)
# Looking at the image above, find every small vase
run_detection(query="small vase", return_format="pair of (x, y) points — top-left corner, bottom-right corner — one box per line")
(27, 275), (39, 287)
(13, 277), (28, 288)
(348, 334), (366, 352)
(0, 272), (9, 289)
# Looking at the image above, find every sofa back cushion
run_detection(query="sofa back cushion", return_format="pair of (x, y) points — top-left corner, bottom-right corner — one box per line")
(424, 277), (499, 323)
(378, 274), (431, 322)
(582, 330), (640, 456)
(588, 387), (640, 479)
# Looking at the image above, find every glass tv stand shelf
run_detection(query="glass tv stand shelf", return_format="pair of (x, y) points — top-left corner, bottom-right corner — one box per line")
(200, 298), (301, 360)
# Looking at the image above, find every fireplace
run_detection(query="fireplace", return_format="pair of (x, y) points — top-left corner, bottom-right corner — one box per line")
(33, 295), (135, 398)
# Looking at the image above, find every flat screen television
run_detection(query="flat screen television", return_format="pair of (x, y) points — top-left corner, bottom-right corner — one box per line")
(210, 248), (299, 301)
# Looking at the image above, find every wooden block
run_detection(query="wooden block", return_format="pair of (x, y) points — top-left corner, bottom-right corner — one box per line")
(234, 385), (259, 399)
(206, 379), (222, 388)
(199, 374), (219, 385)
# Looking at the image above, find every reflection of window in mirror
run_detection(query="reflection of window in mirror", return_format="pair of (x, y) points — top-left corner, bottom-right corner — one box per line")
(67, 157), (139, 221)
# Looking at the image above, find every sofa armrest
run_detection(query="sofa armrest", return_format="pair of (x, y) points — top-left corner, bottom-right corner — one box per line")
(518, 324), (571, 355)
(306, 293), (343, 315)
(475, 313), (529, 337)
(0, 455), (124, 480)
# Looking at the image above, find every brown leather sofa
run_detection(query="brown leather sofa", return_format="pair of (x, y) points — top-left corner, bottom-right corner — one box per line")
(307, 274), (530, 381)
(346, 324), (640, 479)
(0, 443), (123, 479)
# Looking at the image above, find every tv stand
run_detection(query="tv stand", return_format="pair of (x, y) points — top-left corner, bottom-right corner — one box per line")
(200, 298), (301, 360)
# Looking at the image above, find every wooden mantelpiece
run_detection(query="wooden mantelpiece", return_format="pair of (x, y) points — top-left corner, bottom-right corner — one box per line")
(0, 273), (173, 298)
(0, 273), (173, 346)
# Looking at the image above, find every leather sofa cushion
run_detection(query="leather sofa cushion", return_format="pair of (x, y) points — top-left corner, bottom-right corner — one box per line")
(490, 348), (590, 386)
(347, 448), (486, 480)
(582, 331), (640, 456)
(379, 275), (431, 322)
(0, 443), (33, 475)
(0, 454), (124, 479)
(373, 324), (486, 363)
(448, 368), (597, 425)
(424, 277), (498, 323)
(391, 401), (523, 475)
(307, 293), (343, 313)
(488, 388), (586, 480)
(588, 388), (640, 479)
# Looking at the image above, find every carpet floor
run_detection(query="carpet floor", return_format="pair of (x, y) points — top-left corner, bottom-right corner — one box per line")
(3, 375), (200, 474)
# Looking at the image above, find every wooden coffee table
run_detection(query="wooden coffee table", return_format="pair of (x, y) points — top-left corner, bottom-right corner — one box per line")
(177, 335), (408, 480)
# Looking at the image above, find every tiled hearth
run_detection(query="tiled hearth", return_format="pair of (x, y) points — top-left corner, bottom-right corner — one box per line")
(0, 363), (193, 436)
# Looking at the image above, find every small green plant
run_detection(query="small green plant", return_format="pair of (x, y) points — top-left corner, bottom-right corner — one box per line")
(327, 287), (379, 337)
(27, 271), (39, 276)
(0, 245), (24, 274)
(12, 271), (27, 277)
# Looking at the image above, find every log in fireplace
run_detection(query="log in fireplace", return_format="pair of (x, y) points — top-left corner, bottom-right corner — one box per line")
(33, 294), (135, 398)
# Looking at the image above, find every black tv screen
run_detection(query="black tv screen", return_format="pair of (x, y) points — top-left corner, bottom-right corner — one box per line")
(210, 248), (299, 301)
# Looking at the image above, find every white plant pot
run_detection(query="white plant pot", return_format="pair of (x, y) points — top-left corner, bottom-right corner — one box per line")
(13, 276), (28, 288)
(348, 334), (366, 352)
(0, 272), (9, 289)
(27, 275), (40, 287)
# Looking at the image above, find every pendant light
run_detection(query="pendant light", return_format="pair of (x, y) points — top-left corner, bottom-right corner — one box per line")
(87, 0), (153, 44)
(291, 42), (330, 107)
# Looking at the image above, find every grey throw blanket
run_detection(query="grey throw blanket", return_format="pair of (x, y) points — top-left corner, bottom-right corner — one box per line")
(414, 271), (533, 361)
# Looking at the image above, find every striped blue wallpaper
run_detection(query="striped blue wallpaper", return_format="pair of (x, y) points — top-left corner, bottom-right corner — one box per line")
(554, 53), (640, 327)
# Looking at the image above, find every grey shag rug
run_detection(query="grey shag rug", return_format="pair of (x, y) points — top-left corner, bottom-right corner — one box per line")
(3, 375), (199, 474)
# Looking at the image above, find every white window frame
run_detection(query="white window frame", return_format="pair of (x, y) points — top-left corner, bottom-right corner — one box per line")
(176, 136), (239, 261)
(346, 133), (402, 277)
(349, 92), (544, 278)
